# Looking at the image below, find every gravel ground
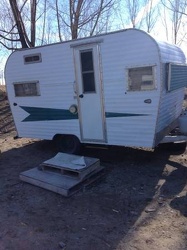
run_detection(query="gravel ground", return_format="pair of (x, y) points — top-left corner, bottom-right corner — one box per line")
(0, 87), (187, 250)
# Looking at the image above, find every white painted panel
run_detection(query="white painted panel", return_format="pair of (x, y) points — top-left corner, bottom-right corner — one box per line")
(17, 120), (80, 140)
(156, 89), (184, 133)
(5, 29), (186, 148)
(74, 45), (105, 142)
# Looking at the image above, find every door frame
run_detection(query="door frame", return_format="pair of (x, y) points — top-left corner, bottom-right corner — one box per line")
(73, 42), (107, 142)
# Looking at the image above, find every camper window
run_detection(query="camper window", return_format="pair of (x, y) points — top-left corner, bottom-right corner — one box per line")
(167, 63), (187, 91)
(128, 66), (155, 91)
(24, 53), (42, 64)
(80, 50), (96, 93)
(14, 81), (40, 97)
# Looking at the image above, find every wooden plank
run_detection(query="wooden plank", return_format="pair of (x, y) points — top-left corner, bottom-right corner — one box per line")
(39, 153), (100, 181)
(20, 166), (105, 197)
(39, 161), (100, 181)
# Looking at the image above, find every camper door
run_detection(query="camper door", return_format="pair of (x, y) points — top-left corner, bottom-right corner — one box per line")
(74, 44), (106, 142)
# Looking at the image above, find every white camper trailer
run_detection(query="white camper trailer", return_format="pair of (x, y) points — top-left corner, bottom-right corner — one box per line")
(5, 29), (187, 153)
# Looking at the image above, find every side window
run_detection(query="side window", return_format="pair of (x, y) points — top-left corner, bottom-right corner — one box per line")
(14, 81), (40, 97)
(80, 50), (96, 93)
(167, 63), (187, 91)
(127, 66), (155, 91)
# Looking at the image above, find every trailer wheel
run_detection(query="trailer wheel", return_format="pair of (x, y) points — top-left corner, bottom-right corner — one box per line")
(56, 135), (81, 154)
(157, 141), (187, 153)
(169, 142), (187, 152)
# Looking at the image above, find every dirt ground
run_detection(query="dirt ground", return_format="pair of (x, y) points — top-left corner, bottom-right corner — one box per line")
(0, 87), (187, 250)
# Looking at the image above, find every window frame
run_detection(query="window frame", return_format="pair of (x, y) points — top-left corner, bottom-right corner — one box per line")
(126, 65), (156, 92)
(13, 81), (40, 97)
(80, 49), (96, 94)
(24, 53), (42, 64)
(166, 63), (187, 92)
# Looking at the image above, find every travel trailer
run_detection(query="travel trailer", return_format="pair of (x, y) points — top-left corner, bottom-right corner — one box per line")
(5, 29), (187, 153)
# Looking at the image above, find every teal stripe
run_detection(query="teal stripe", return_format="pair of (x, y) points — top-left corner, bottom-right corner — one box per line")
(20, 106), (149, 122)
(105, 112), (148, 118)
(20, 106), (78, 122)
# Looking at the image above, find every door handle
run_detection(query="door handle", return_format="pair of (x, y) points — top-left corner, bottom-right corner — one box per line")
(144, 99), (152, 104)
(79, 94), (84, 98)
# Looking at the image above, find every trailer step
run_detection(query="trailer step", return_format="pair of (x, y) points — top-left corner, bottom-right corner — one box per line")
(39, 152), (100, 181)
(20, 153), (104, 197)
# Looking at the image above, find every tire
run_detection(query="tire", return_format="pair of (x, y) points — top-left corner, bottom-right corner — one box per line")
(55, 135), (81, 154)
(171, 142), (187, 152)
(157, 141), (187, 153)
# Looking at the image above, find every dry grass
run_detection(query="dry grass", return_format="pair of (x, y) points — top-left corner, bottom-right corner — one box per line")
(0, 87), (6, 101)
(0, 84), (6, 91)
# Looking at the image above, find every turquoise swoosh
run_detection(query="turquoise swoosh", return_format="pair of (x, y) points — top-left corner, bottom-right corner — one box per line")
(20, 106), (148, 122)
(20, 106), (78, 122)
(105, 112), (148, 118)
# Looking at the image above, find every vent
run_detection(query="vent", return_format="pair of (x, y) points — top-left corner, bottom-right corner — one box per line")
(24, 53), (42, 64)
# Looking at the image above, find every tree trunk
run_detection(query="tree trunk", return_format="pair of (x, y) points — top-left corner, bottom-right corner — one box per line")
(9, 0), (28, 48)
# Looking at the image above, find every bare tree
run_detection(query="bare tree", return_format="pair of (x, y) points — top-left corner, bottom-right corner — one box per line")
(170, 0), (186, 44)
(0, 0), (40, 49)
(0, 0), (116, 51)
(125, 0), (141, 28)
(142, 0), (158, 33)
(55, 0), (63, 42)
(161, 0), (187, 44)
(0, 0), (19, 50)
(51, 0), (116, 40)
(121, 0), (159, 32)
(159, 1), (170, 41)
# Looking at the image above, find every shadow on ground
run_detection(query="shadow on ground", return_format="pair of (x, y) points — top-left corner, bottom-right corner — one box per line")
(0, 138), (187, 250)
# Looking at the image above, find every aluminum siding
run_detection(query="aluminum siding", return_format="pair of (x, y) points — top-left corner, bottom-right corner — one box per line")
(155, 41), (186, 140)
(5, 29), (186, 147)
(100, 30), (160, 147)
(5, 44), (80, 139)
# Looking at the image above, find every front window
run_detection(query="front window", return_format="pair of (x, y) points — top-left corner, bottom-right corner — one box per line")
(14, 81), (40, 97)
(127, 66), (155, 91)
